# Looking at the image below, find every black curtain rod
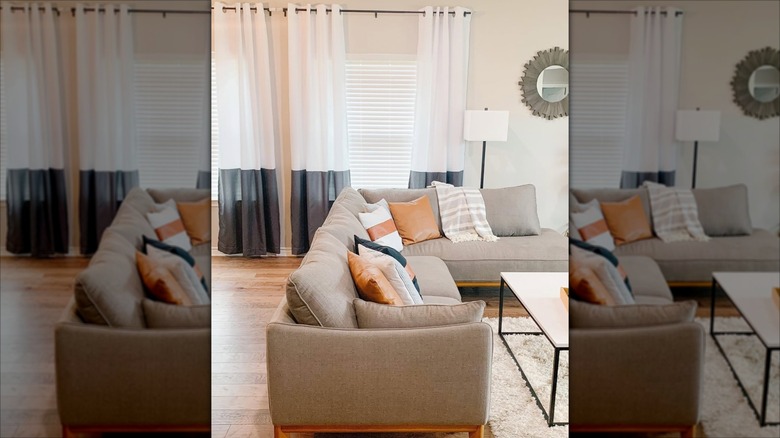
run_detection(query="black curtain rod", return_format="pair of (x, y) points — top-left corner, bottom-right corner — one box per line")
(216, 6), (471, 17)
(571, 9), (683, 17)
(1, 6), (62, 16)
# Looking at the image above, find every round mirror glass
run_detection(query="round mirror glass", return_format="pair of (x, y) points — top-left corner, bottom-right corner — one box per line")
(536, 65), (569, 102)
(748, 65), (780, 102)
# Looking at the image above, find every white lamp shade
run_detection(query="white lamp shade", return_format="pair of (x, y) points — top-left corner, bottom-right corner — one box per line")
(675, 110), (721, 142)
(463, 110), (509, 141)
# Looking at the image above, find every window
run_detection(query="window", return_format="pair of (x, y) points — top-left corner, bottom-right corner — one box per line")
(134, 55), (209, 189)
(346, 56), (416, 189)
(569, 56), (628, 189)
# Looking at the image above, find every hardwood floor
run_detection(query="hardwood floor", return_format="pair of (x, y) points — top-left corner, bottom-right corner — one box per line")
(1, 254), (741, 438)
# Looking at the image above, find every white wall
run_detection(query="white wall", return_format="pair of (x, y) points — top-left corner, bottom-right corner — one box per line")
(571, 0), (780, 231)
(214, 0), (570, 251)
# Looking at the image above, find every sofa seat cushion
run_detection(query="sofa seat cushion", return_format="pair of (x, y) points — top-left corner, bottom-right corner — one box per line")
(286, 231), (360, 328)
(403, 230), (568, 282)
(613, 230), (780, 282)
(405, 256), (461, 302)
(618, 256), (673, 303)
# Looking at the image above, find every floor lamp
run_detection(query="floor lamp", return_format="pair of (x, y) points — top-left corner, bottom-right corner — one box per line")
(675, 108), (721, 189)
(463, 109), (509, 188)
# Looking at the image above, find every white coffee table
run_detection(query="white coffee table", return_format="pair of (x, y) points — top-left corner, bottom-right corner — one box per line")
(499, 272), (569, 427)
(711, 272), (780, 426)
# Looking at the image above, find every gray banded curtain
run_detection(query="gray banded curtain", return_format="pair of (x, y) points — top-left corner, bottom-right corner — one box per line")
(2, 4), (70, 256)
(620, 6), (683, 188)
(290, 170), (350, 255)
(409, 6), (471, 189)
(287, 4), (350, 255)
(214, 3), (281, 256)
(75, 4), (139, 254)
(78, 170), (138, 254)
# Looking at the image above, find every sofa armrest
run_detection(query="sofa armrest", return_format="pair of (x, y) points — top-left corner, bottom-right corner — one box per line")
(55, 321), (210, 427)
(570, 322), (705, 427)
(266, 321), (493, 426)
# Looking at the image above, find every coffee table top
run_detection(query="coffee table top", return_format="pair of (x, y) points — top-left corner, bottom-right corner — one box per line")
(713, 272), (780, 348)
(501, 272), (569, 348)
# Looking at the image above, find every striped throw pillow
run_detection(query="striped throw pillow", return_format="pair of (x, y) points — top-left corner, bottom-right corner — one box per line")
(355, 235), (420, 293)
(356, 244), (422, 305)
(358, 199), (403, 252)
(570, 199), (615, 251)
(146, 200), (192, 251)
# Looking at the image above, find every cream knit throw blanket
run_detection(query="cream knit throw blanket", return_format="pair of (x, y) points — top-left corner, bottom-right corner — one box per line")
(643, 181), (709, 242)
(432, 182), (498, 243)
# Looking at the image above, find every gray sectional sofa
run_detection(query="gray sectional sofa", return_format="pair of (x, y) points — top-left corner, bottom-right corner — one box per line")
(55, 187), (211, 436)
(267, 185), (566, 437)
(571, 184), (780, 284)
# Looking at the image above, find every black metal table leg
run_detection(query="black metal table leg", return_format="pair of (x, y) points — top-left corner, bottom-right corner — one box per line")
(761, 348), (772, 426)
(710, 278), (717, 336)
(548, 347), (561, 426)
(498, 278), (505, 336)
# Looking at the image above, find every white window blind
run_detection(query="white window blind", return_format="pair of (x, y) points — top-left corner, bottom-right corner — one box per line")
(569, 57), (628, 189)
(0, 58), (6, 201)
(135, 55), (209, 189)
(346, 57), (416, 189)
(210, 56), (219, 200)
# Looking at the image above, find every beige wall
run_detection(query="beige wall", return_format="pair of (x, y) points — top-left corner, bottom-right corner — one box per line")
(571, 0), (780, 231)
(211, 0), (570, 253)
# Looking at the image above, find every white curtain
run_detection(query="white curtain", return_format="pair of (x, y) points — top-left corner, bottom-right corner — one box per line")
(621, 6), (683, 188)
(287, 3), (349, 254)
(409, 6), (471, 189)
(1, 3), (70, 256)
(74, 3), (138, 254)
(213, 2), (281, 256)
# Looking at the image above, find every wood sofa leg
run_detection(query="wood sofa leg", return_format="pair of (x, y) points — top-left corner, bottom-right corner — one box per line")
(274, 425), (288, 438)
(681, 424), (698, 438)
(469, 424), (485, 438)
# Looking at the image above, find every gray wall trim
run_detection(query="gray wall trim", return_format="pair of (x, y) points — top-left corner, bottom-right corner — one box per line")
(290, 169), (350, 255)
(408, 170), (464, 189)
(5, 168), (69, 256)
(79, 170), (139, 255)
(218, 168), (281, 256)
(620, 171), (676, 189)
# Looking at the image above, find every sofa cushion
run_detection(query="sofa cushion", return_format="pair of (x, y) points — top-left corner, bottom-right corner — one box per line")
(353, 299), (484, 328)
(143, 236), (209, 294)
(74, 229), (147, 328)
(355, 245), (421, 305)
(355, 235), (420, 292)
(403, 230), (568, 283)
(286, 231), (360, 327)
(348, 252), (404, 305)
(570, 246), (634, 305)
(388, 196), (442, 245)
(334, 186), (370, 217)
(570, 199), (615, 251)
(618, 255), (673, 303)
(693, 184), (752, 236)
(571, 239), (631, 292)
(404, 256), (461, 302)
(422, 296), (462, 305)
(142, 299), (211, 329)
(359, 188), (442, 233)
(614, 231), (780, 282)
(190, 242), (212, 292)
(481, 185), (541, 236)
(358, 200), (403, 251)
(176, 198), (211, 245)
(147, 200), (192, 251)
(107, 203), (158, 248)
(571, 187), (653, 233)
(600, 195), (653, 246)
(319, 203), (370, 250)
(570, 299), (696, 329)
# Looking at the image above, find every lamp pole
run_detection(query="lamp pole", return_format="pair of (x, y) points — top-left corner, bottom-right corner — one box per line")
(480, 107), (487, 189)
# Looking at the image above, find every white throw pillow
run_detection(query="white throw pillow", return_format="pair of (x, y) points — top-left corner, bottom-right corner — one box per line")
(146, 200), (192, 251)
(358, 199), (404, 252)
(359, 244), (422, 305)
(146, 246), (210, 305)
(570, 199), (615, 251)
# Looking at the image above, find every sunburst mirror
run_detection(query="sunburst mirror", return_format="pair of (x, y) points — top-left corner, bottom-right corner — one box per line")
(519, 47), (569, 120)
(730, 47), (779, 120)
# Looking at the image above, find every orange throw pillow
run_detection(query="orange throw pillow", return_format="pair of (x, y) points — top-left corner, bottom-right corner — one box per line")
(388, 196), (442, 245)
(600, 195), (652, 246)
(176, 198), (211, 245)
(347, 252), (403, 305)
(136, 251), (193, 305)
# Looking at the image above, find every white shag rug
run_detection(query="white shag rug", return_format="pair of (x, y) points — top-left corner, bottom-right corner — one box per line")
(697, 317), (780, 438)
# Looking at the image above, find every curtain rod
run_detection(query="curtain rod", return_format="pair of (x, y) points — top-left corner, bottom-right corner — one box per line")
(570, 9), (684, 17)
(0, 6), (62, 16)
(216, 6), (471, 17)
